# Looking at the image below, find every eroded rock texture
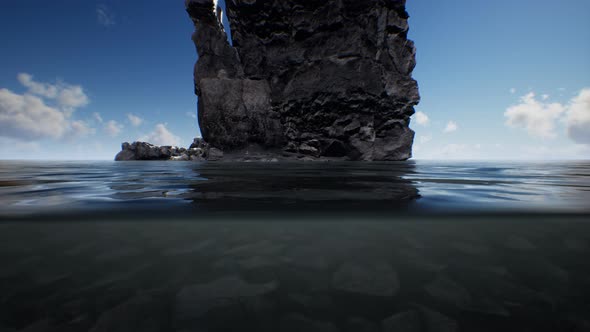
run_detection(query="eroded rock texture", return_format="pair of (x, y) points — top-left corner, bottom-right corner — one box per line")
(114, 139), (221, 161)
(186, 0), (419, 160)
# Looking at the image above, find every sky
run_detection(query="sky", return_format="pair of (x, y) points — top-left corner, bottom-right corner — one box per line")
(0, 0), (589, 160)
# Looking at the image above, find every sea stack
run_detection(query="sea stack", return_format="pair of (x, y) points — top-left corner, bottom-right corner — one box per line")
(186, 0), (420, 161)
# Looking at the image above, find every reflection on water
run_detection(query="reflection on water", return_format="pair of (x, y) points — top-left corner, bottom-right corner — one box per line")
(185, 162), (419, 214)
(0, 217), (589, 331)
(0, 160), (589, 217)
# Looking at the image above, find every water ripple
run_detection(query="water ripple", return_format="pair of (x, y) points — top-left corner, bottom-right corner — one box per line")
(0, 160), (588, 216)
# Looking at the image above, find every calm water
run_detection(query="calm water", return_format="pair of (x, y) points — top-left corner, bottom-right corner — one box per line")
(0, 160), (589, 217)
(0, 161), (589, 331)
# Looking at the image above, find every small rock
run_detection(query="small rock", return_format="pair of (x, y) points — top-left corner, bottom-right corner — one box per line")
(299, 143), (320, 157)
(189, 137), (208, 150)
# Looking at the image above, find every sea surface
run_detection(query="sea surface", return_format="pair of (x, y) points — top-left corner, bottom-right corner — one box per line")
(0, 161), (589, 331)
(0, 160), (589, 217)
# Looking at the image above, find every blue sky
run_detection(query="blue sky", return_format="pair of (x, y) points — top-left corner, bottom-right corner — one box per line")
(1, 0), (589, 160)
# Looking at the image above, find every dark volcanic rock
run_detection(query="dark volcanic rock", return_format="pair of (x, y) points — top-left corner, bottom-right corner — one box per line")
(186, 0), (419, 161)
(114, 139), (210, 161)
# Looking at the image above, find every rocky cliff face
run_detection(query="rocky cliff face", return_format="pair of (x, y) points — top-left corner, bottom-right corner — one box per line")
(186, 0), (419, 161)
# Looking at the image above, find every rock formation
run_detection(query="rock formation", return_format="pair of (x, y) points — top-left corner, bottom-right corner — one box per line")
(185, 0), (420, 161)
(115, 139), (224, 161)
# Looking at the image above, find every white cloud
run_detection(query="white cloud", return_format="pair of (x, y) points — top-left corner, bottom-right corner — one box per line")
(0, 74), (93, 142)
(418, 135), (432, 144)
(503, 88), (590, 145)
(17, 73), (89, 114)
(70, 120), (96, 138)
(104, 120), (123, 137)
(504, 92), (565, 138)
(565, 88), (590, 145)
(127, 113), (143, 127)
(414, 111), (430, 126)
(443, 121), (458, 133)
(17, 73), (58, 98)
(510, 88), (516, 94)
(0, 88), (68, 140)
(139, 123), (181, 146)
(57, 85), (89, 112)
(93, 112), (103, 123)
(97, 4), (115, 27)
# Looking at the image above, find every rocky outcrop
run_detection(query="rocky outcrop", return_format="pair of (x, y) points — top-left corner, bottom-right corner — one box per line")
(114, 139), (219, 161)
(186, 0), (419, 161)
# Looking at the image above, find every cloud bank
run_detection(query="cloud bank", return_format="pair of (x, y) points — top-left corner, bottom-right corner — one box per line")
(505, 89), (590, 144)
(0, 89), (68, 140)
(504, 92), (565, 138)
(17, 73), (89, 115)
(0, 74), (91, 141)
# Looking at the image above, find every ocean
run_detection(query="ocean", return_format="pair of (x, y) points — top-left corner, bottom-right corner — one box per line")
(0, 161), (589, 331)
